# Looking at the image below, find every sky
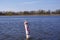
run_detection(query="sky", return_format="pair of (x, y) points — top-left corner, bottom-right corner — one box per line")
(0, 0), (60, 11)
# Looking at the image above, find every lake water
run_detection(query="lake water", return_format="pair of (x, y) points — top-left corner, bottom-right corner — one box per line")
(0, 16), (60, 40)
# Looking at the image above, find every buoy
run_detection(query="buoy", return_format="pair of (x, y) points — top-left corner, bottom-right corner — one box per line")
(24, 20), (30, 40)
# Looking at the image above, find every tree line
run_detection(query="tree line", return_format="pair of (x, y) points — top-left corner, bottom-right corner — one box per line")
(0, 9), (60, 16)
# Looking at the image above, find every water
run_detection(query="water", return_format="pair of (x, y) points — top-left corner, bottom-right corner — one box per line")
(0, 16), (60, 40)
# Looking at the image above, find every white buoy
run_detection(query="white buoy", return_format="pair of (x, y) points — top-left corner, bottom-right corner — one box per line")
(24, 20), (30, 40)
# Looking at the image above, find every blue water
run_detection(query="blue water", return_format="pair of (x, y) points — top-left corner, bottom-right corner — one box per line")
(0, 16), (60, 40)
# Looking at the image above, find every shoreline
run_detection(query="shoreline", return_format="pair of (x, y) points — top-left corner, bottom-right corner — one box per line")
(0, 14), (60, 16)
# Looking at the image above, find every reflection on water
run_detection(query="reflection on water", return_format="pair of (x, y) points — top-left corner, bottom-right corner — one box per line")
(0, 16), (60, 40)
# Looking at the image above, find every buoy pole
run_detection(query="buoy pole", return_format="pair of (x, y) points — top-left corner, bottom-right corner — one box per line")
(24, 20), (30, 40)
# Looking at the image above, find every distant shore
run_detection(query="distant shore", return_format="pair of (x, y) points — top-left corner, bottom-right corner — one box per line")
(0, 9), (60, 16)
(0, 14), (60, 16)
